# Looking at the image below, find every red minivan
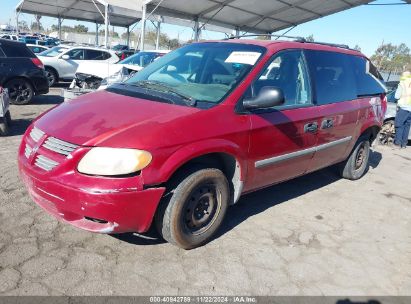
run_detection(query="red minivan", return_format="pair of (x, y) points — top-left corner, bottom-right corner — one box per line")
(18, 38), (387, 249)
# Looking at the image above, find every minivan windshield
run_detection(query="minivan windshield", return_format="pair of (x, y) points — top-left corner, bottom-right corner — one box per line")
(119, 51), (161, 67)
(123, 43), (265, 105)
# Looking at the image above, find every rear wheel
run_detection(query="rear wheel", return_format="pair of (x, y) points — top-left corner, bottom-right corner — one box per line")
(155, 168), (229, 249)
(339, 138), (370, 180)
(378, 120), (395, 145)
(45, 67), (58, 86)
(6, 79), (34, 105)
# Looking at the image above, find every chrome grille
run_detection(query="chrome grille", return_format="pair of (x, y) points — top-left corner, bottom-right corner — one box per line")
(34, 155), (59, 172)
(30, 127), (45, 142)
(24, 144), (32, 159)
(43, 137), (78, 156)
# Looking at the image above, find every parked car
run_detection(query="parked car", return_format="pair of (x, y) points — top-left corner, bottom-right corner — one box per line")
(1, 34), (18, 41)
(38, 46), (119, 86)
(19, 35), (38, 45)
(117, 49), (137, 61)
(18, 39), (386, 249)
(0, 38), (49, 104)
(378, 90), (411, 145)
(72, 50), (168, 90)
(27, 44), (49, 54)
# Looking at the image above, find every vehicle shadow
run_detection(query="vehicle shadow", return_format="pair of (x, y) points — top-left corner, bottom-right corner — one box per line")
(8, 118), (32, 136)
(113, 150), (383, 247)
(31, 94), (64, 105)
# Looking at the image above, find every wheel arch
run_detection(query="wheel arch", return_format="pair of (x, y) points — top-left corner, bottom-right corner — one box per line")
(147, 140), (247, 205)
(360, 124), (381, 143)
(44, 65), (59, 79)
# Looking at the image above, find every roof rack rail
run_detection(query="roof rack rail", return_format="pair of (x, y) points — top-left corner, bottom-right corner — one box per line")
(224, 34), (360, 52)
(224, 34), (306, 42)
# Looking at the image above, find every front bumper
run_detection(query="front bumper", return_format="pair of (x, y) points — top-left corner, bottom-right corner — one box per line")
(18, 132), (165, 234)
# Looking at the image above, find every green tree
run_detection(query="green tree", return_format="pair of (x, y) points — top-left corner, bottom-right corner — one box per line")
(305, 34), (315, 42)
(74, 24), (88, 33)
(370, 43), (411, 72)
(353, 44), (361, 51)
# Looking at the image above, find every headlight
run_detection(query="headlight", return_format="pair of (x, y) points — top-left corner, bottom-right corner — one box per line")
(77, 147), (152, 176)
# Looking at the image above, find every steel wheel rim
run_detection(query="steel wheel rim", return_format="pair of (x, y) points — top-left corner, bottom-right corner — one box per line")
(8, 81), (31, 103)
(354, 143), (366, 170)
(183, 183), (222, 235)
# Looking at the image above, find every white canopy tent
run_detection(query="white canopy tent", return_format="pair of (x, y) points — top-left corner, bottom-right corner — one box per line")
(138, 0), (372, 49)
(16, 0), (375, 50)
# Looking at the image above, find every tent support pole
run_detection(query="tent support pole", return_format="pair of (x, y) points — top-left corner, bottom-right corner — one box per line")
(15, 11), (19, 34)
(140, 4), (147, 51)
(235, 26), (240, 36)
(95, 22), (99, 46)
(104, 4), (109, 48)
(155, 20), (161, 50)
(58, 16), (62, 40)
(194, 17), (200, 42)
(127, 26), (130, 47)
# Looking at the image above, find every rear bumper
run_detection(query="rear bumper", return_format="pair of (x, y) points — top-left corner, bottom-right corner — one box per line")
(31, 70), (49, 95)
(18, 153), (165, 234)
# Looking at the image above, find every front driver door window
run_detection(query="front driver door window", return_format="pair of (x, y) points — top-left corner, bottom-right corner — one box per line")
(246, 50), (320, 191)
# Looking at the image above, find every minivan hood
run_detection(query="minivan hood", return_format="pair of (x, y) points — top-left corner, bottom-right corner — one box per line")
(76, 61), (122, 79)
(35, 90), (200, 147)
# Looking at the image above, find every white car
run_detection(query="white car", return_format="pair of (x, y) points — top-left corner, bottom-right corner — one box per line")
(73, 50), (169, 90)
(38, 46), (119, 86)
(1, 34), (18, 41)
(26, 44), (49, 54)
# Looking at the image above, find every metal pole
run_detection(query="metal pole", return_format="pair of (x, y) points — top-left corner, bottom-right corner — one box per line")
(58, 17), (62, 40)
(15, 11), (19, 34)
(155, 20), (161, 50)
(235, 26), (240, 37)
(95, 22), (99, 46)
(104, 4), (109, 48)
(194, 17), (200, 42)
(140, 4), (146, 51)
(126, 26), (130, 47)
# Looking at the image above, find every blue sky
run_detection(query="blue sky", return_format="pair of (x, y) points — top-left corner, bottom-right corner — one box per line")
(1, 0), (411, 56)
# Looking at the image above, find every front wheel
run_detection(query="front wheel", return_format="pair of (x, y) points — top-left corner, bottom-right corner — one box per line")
(339, 138), (370, 180)
(156, 168), (229, 249)
(378, 120), (395, 145)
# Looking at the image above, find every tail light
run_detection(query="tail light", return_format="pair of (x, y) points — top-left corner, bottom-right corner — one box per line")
(31, 57), (44, 69)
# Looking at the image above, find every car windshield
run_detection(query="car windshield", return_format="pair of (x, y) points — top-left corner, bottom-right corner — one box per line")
(39, 46), (68, 57)
(124, 43), (265, 105)
(119, 52), (160, 67)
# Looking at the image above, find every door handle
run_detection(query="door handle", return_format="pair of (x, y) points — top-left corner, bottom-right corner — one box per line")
(321, 118), (334, 129)
(304, 122), (318, 133)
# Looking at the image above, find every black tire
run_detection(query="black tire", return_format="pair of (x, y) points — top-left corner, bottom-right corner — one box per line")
(5, 78), (34, 105)
(339, 138), (370, 180)
(45, 67), (58, 86)
(0, 115), (9, 136)
(156, 168), (229, 249)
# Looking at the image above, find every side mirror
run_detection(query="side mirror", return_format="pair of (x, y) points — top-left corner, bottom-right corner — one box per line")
(61, 54), (70, 60)
(243, 86), (285, 110)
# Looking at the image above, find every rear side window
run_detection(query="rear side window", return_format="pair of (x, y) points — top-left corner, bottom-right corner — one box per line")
(351, 56), (386, 96)
(0, 42), (35, 58)
(86, 50), (109, 60)
(0, 47), (5, 58)
(305, 50), (357, 105)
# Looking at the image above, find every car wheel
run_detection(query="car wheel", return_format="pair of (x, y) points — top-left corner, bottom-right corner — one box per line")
(45, 67), (58, 86)
(5, 79), (34, 105)
(156, 168), (229, 249)
(378, 120), (395, 145)
(339, 138), (370, 180)
(0, 115), (9, 136)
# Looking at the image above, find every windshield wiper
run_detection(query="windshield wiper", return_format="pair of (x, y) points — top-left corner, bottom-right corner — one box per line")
(132, 80), (197, 106)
